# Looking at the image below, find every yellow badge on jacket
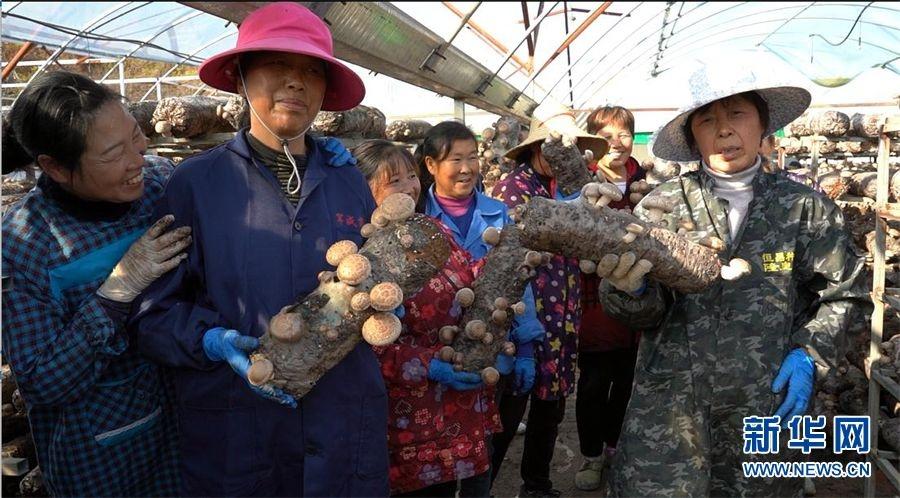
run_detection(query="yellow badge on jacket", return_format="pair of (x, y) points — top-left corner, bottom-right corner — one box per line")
(761, 251), (794, 272)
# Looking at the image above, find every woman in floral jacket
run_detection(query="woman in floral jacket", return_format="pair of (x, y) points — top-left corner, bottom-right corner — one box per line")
(354, 139), (501, 497)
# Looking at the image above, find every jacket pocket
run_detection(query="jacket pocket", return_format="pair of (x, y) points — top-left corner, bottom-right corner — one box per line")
(90, 363), (162, 446)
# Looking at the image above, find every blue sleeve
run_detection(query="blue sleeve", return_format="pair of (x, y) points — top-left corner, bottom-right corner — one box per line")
(510, 283), (544, 345)
(2, 264), (129, 406)
(555, 187), (581, 201)
(128, 172), (220, 371)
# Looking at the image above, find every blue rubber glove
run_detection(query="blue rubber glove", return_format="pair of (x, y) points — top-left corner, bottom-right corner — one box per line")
(428, 359), (484, 391)
(512, 341), (536, 394)
(203, 327), (297, 408)
(772, 348), (815, 425)
(319, 137), (355, 167)
(495, 354), (515, 375)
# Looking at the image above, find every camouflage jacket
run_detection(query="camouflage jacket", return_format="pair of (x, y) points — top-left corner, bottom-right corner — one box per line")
(601, 166), (870, 401)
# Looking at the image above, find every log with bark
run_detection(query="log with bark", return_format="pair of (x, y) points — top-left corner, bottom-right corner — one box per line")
(810, 110), (851, 137)
(254, 194), (451, 398)
(152, 96), (234, 138)
(2, 434), (36, 463)
(480, 116), (522, 194)
(818, 171), (849, 200)
(126, 100), (157, 137)
(786, 114), (813, 137)
(836, 140), (877, 155)
(850, 113), (883, 138)
(217, 95), (249, 131)
(312, 105), (386, 138)
(438, 226), (534, 377)
(385, 120), (432, 142)
(19, 466), (44, 497)
(848, 172), (878, 200)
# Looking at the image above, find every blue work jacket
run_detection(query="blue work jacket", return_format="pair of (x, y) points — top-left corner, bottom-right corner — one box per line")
(130, 131), (388, 497)
(425, 186), (543, 344)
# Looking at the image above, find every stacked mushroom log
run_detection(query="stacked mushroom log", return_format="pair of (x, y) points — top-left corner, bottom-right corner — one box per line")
(479, 116), (523, 194)
(126, 101), (158, 137)
(312, 105), (386, 139)
(152, 96), (235, 138)
(216, 95), (250, 131)
(385, 120), (432, 142)
(253, 194), (451, 398)
(1, 363), (43, 496)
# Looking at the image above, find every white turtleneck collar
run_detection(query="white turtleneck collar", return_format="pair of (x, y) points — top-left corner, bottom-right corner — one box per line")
(701, 156), (762, 239)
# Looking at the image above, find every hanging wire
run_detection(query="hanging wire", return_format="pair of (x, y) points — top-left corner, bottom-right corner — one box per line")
(536, 2), (646, 107)
(3, 10), (203, 63)
(810, 1), (873, 46)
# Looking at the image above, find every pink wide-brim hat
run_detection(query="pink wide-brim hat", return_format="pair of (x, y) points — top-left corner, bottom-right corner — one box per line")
(199, 2), (365, 112)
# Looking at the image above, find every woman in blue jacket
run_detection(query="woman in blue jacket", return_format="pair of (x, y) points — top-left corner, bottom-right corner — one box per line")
(2, 71), (189, 497)
(417, 121), (544, 402)
(130, 3), (388, 496)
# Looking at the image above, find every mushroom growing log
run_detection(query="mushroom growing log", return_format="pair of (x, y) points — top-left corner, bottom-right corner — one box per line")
(217, 95), (250, 131)
(541, 132), (595, 196)
(443, 226), (533, 380)
(850, 113), (884, 138)
(312, 105), (386, 138)
(254, 194), (451, 398)
(385, 119), (433, 142)
(515, 194), (722, 294)
(848, 172), (878, 200)
(809, 110), (851, 137)
(126, 100), (157, 137)
(152, 96), (234, 138)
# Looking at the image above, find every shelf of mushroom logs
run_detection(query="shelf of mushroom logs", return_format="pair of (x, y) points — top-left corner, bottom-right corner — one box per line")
(777, 110), (900, 463)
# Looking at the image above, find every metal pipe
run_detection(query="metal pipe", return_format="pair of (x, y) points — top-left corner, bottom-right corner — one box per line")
(2, 41), (33, 81)
(537, 2), (645, 106)
(99, 10), (204, 82)
(476, 2), (560, 95)
(18, 2), (145, 93)
(420, 2), (481, 72)
(441, 1), (532, 74)
(138, 30), (234, 101)
(538, 2), (612, 77)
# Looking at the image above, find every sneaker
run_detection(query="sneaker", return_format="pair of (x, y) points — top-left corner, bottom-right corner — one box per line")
(574, 456), (604, 491)
(517, 485), (561, 498)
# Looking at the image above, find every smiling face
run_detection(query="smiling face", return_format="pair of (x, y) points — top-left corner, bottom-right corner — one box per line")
(237, 51), (327, 142)
(371, 161), (421, 206)
(426, 138), (479, 199)
(689, 94), (766, 174)
(596, 124), (634, 170)
(44, 101), (148, 203)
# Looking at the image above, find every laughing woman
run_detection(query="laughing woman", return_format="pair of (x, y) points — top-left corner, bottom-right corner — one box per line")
(2, 71), (189, 497)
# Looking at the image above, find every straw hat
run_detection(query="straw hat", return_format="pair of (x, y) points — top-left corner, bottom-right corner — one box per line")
(505, 100), (608, 162)
(652, 60), (811, 162)
(198, 2), (365, 111)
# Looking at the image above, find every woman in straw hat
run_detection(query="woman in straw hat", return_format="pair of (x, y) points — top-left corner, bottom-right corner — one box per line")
(598, 61), (870, 496)
(489, 102), (608, 498)
(130, 3), (388, 496)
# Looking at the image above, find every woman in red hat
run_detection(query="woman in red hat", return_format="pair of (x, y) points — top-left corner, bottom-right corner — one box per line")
(131, 3), (388, 496)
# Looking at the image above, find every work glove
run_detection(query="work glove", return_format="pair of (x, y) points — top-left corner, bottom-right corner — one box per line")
(495, 354), (515, 376)
(97, 215), (192, 302)
(428, 359), (484, 391)
(772, 348), (815, 426)
(596, 251), (652, 295)
(320, 137), (355, 167)
(203, 327), (297, 408)
(512, 341), (536, 395)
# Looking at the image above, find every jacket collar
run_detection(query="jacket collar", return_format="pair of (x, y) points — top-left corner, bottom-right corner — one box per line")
(426, 185), (503, 218)
(228, 129), (328, 204)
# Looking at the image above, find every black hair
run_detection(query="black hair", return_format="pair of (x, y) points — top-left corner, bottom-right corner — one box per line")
(353, 139), (419, 181)
(684, 91), (770, 152)
(2, 116), (32, 174)
(7, 71), (120, 172)
(413, 121), (477, 212)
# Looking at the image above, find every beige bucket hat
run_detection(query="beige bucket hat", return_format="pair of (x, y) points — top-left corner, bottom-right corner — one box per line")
(505, 100), (608, 162)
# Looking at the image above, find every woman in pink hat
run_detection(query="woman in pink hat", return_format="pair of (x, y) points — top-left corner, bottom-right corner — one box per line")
(131, 3), (388, 496)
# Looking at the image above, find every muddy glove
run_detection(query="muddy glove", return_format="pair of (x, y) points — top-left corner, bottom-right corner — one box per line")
(320, 137), (355, 167)
(512, 341), (536, 395)
(596, 251), (653, 295)
(428, 359), (484, 391)
(772, 348), (815, 426)
(97, 215), (192, 302)
(203, 327), (297, 408)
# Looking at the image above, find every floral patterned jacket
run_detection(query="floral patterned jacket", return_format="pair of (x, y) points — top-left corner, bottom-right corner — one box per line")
(492, 164), (582, 400)
(373, 223), (501, 494)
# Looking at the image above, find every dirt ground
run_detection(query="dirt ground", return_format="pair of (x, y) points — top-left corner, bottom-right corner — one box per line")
(490, 390), (897, 498)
